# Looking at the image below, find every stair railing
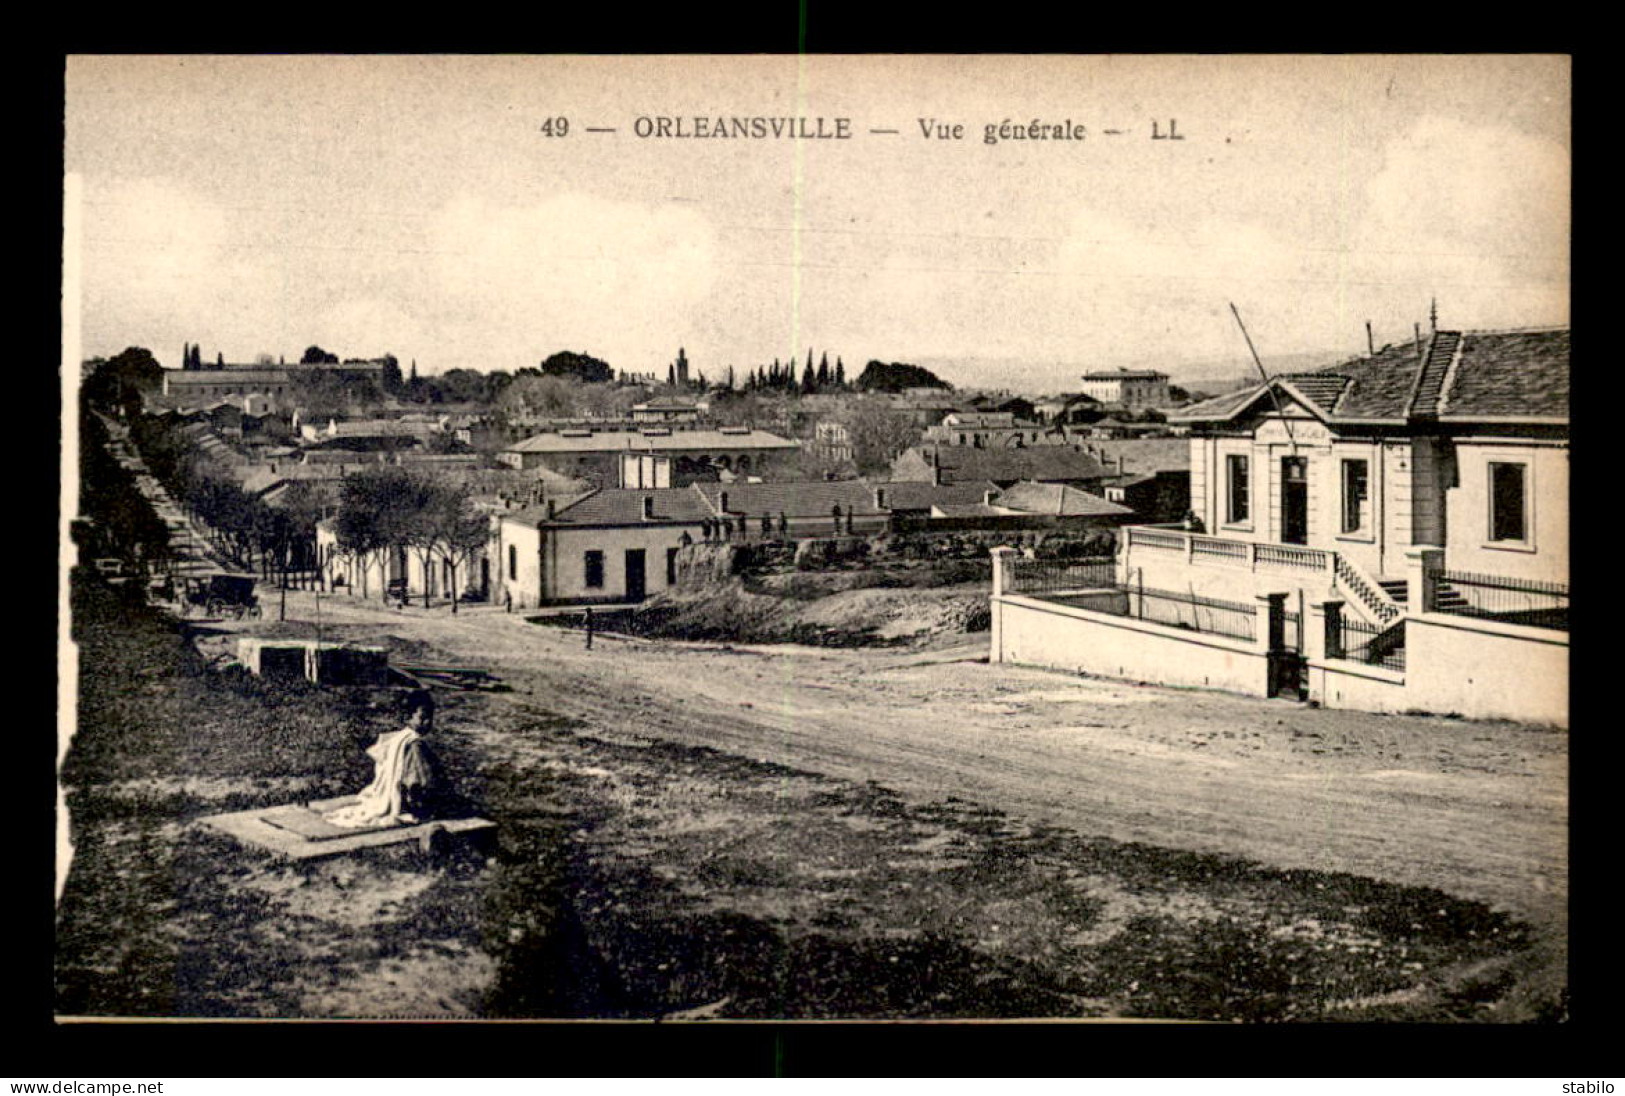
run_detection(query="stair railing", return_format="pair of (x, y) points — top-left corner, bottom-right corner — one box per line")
(1334, 554), (1402, 625)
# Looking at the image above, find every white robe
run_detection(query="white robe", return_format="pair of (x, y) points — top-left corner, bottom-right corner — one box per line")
(325, 727), (430, 828)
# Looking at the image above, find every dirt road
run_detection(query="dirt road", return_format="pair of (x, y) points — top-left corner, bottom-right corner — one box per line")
(264, 590), (1567, 929)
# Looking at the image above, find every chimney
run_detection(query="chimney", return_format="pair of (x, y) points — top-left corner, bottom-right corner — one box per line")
(873, 486), (887, 509)
(983, 490), (995, 506)
(719, 490), (729, 513)
(642, 495), (655, 521)
(546, 499), (556, 520)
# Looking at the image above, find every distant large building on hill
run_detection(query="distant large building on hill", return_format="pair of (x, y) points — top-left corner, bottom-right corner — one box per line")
(1078, 368), (1172, 410)
(160, 359), (390, 402)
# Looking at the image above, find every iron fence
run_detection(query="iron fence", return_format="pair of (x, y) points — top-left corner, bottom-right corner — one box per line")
(1002, 556), (1117, 597)
(1436, 569), (1568, 631)
(1123, 586), (1258, 642)
(1338, 615), (1407, 671)
(1280, 609), (1301, 653)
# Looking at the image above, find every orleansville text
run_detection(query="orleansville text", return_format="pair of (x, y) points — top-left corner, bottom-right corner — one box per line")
(633, 116), (853, 139)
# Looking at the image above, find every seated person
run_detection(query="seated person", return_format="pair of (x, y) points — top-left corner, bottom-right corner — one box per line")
(325, 691), (443, 828)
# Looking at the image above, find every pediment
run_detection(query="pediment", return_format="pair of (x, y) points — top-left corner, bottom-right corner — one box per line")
(1230, 389), (1324, 427)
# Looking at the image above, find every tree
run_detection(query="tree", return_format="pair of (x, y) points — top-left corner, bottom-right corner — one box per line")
(84, 347), (163, 416)
(540, 351), (613, 384)
(817, 352), (830, 389)
(423, 483), (489, 613)
(301, 345), (340, 365)
(854, 360), (952, 393)
(216, 352), (225, 368)
(499, 374), (578, 418)
(436, 368), (492, 404)
(840, 398), (920, 475)
(379, 354), (404, 395)
(800, 358), (815, 394)
(336, 467), (423, 600)
(835, 357), (846, 388)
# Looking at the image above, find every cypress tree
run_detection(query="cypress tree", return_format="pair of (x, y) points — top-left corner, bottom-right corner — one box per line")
(835, 357), (845, 388)
(817, 352), (830, 388)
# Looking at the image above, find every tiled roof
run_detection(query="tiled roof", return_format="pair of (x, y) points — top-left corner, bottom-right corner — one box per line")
(507, 428), (798, 453)
(509, 487), (713, 527)
(1329, 339), (1432, 419)
(873, 480), (1003, 511)
(1081, 369), (1168, 380)
(916, 445), (1110, 484)
(1172, 327), (1569, 425)
(1084, 437), (1191, 474)
(165, 369), (290, 386)
(635, 397), (706, 410)
(1442, 328), (1569, 419)
(993, 481), (1134, 517)
(1277, 373), (1352, 415)
(1169, 386), (1260, 421)
(691, 481), (888, 517)
(932, 502), (1008, 518)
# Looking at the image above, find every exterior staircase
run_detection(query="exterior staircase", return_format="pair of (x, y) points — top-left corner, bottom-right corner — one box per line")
(1333, 555), (1403, 625)
(1378, 577), (1470, 613)
(1410, 330), (1461, 416)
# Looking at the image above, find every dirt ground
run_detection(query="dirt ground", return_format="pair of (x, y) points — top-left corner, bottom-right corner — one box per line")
(57, 582), (1568, 1021)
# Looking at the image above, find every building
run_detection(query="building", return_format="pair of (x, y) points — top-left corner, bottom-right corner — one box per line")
(494, 488), (713, 609)
(1077, 368), (1172, 410)
(967, 394), (1038, 420)
(160, 359), (390, 402)
(1100, 469), (1192, 524)
(299, 417), (440, 445)
(990, 481), (1134, 523)
(890, 443), (1111, 489)
(1170, 328), (1567, 589)
(631, 397), (709, 424)
(690, 481), (893, 538)
(811, 419), (855, 464)
(163, 369), (295, 401)
(990, 326), (1569, 726)
(500, 427), (801, 484)
(921, 411), (1068, 449)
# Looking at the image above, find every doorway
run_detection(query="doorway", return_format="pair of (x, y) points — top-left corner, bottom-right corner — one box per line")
(624, 548), (647, 602)
(1281, 456), (1309, 545)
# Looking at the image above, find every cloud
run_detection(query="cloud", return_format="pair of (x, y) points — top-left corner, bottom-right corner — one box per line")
(426, 193), (719, 366)
(1350, 115), (1569, 324)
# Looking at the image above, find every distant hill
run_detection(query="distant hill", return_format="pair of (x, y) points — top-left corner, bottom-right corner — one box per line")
(855, 361), (953, 393)
(915, 349), (1349, 395)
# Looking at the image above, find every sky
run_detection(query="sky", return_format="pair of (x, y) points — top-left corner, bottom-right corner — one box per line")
(64, 55), (1570, 391)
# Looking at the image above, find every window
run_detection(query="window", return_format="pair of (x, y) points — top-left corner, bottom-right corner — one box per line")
(508, 544), (517, 580)
(1341, 459), (1370, 534)
(1225, 454), (1250, 524)
(584, 550), (605, 589)
(1489, 462), (1528, 542)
